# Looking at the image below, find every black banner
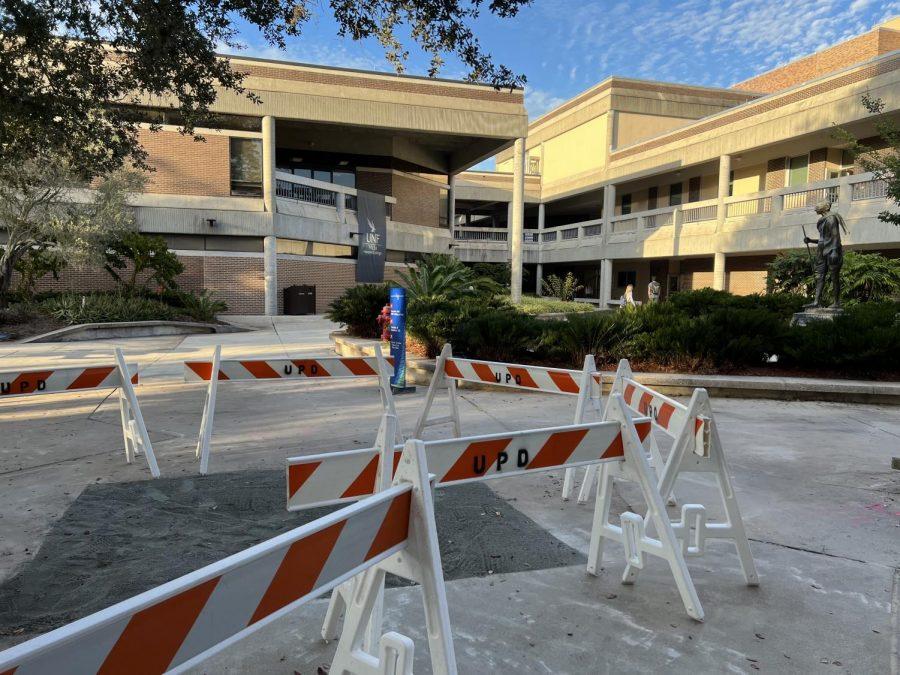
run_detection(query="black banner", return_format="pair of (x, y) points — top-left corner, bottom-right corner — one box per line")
(356, 189), (387, 283)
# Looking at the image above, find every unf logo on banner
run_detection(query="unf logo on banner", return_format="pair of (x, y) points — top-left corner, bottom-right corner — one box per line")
(356, 190), (387, 283)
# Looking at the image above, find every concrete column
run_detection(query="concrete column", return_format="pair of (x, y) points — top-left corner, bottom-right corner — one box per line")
(716, 154), (731, 228)
(447, 175), (457, 232)
(510, 138), (525, 303)
(262, 115), (276, 214)
(713, 251), (726, 291)
(264, 235), (278, 316)
(600, 258), (613, 308)
(602, 183), (617, 235)
(536, 203), (546, 296)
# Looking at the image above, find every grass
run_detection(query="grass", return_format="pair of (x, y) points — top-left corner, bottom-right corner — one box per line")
(518, 295), (597, 315)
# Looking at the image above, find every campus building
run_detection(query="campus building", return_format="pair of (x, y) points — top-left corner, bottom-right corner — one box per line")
(455, 17), (900, 304)
(14, 18), (899, 313)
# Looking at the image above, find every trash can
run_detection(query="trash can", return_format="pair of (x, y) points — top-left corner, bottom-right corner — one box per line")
(283, 285), (316, 315)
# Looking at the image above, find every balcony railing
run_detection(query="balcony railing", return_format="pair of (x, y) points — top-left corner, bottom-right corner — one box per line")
(852, 178), (888, 201)
(726, 196), (771, 218)
(275, 170), (393, 218)
(682, 201), (717, 223)
(453, 228), (539, 242)
(783, 185), (838, 211)
(610, 216), (638, 233)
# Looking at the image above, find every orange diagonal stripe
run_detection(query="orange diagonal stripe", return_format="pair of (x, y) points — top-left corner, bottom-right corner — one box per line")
(365, 491), (411, 560)
(507, 366), (538, 389)
(548, 370), (579, 394)
(241, 361), (281, 379)
(471, 362), (497, 383)
(528, 428), (590, 469)
(250, 521), (345, 624)
(444, 359), (463, 378)
(635, 421), (652, 442)
(656, 403), (676, 429)
(341, 455), (379, 498)
(288, 461), (321, 498)
(602, 433), (625, 459)
(638, 392), (653, 415)
(185, 362), (213, 380)
(340, 358), (376, 376)
(99, 577), (219, 674)
(67, 366), (116, 391)
(623, 383), (636, 405)
(440, 438), (512, 482)
(1, 371), (54, 396)
(291, 359), (331, 377)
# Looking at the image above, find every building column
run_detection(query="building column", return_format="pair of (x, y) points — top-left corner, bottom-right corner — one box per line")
(713, 251), (726, 291)
(264, 235), (278, 316)
(447, 174), (457, 233)
(602, 183), (617, 236)
(262, 115), (276, 214)
(262, 116), (278, 316)
(600, 258), (613, 308)
(536, 203), (545, 296)
(510, 138), (525, 303)
(716, 154), (731, 229)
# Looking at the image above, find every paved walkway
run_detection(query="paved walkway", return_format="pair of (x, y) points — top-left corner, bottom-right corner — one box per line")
(0, 319), (897, 673)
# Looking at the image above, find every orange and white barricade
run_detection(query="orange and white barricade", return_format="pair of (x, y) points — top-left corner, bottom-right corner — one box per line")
(0, 347), (160, 478)
(183, 345), (397, 475)
(582, 359), (758, 589)
(289, 395), (706, 621)
(0, 435), (456, 675)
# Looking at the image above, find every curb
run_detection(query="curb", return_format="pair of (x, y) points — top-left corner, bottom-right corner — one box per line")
(22, 320), (246, 343)
(330, 332), (900, 404)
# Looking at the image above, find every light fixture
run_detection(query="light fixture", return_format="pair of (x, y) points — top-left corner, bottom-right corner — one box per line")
(207, 218), (217, 228)
(338, 160), (349, 166)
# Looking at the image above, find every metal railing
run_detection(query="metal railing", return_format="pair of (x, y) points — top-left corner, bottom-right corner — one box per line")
(582, 223), (603, 237)
(783, 185), (838, 211)
(851, 178), (888, 201)
(453, 228), (507, 242)
(276, 179), (338, 208)
(524, 230), (540, 243)
(644, 211), (674, 228)
(561, 227), (579, 240)
(682, 203), (717, 223)
(542, 230), (558, 242)
(726, 196), (772, 218)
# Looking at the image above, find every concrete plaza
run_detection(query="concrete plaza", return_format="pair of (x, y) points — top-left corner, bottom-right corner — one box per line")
(0, 318), (897, 673)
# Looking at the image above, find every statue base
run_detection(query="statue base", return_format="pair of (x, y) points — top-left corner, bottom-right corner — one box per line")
(791, 306), (844, 326)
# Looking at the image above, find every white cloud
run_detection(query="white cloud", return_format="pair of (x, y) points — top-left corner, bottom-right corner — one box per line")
(525, 88), (567, 119)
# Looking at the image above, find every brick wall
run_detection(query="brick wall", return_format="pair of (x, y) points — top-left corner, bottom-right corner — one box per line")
(808, 148), (828, 183)
(734, 30), (884, 93)
(392, 174), (441, 228)
(139, 128), (232, 197)
(725, 255), (773, 296)
(276, 258), (406, 314)
(765, 158), (786, 190)
(679, 258), (714, 291)
(357, 170), (393, 197)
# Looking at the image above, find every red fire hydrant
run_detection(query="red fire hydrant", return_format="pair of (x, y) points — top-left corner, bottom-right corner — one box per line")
(377, 304), (391, 341)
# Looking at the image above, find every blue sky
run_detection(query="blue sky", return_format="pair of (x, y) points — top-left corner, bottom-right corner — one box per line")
(222, 0), (899, 167)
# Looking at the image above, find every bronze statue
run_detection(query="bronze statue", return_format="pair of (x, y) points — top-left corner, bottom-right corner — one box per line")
(802, 201), (848, 308)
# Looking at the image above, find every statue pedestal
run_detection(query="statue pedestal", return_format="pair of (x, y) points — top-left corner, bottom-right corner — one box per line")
(791, 306), (844, 326)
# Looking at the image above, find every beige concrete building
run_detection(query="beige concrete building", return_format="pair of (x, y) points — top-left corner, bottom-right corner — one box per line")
(454, 18), (900, 304)
(17, 56), (528, 314)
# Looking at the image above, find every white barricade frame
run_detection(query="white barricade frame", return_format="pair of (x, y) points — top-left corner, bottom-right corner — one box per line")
(184, 344), (397, 475)
(584, 359), (758, 588)
(0, 436), (457, 675)
(288, 399), (706, 622)
(0, 347), (160, 478)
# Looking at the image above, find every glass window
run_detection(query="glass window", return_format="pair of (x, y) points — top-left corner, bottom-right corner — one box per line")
(688, 176), (701, 203)
(728, 170), (735, 197)
(788, 154), (808, 187)
(313, 170), (331, 183)
(230, 137), (262, 196)
(332, 171), (356, 189)
(617, 270), (637, 288)
(648, 186), (658, 211)
(620, 193), (632, 215)
(293, 168), (312, 179)
(669, 182), (683, 206)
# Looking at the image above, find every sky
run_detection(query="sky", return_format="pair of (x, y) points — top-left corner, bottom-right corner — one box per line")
(222, 0), (900, 167)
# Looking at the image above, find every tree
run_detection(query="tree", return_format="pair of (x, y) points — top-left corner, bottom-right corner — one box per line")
(0, 154), (143, 305)
(104, 232), (185, 294)
(400, 253), (500, 301)
(835, 95), (899, 227)
(0, 0), (528, 178)
(13, 245), (66, 298)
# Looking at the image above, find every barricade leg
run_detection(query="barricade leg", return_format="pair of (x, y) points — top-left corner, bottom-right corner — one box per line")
(115, 348), (160, 478)
(562, 355), (597, 501)
(331, 438), (457, 675)
(194, 345), (221, 475)
(413, 344), (460, 438)
(586, 395), (704, 621)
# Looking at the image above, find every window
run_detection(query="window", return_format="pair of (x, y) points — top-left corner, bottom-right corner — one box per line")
(728, 170), (735, 197)
(688, 176), (701, 203)
(648, 186), (658, 211)
(788, 154), (809, 187)
(332, 171), (355, 188)
(528, 156), (541, 174)
(621, 193), (632, 215)
(617, 270), (637, 288)
(669, 182), (683, 206)
(230, 137), (263, 196)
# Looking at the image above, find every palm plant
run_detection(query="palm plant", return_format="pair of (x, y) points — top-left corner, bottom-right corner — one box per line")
(541, 272), (583, 302)
(399, 254), (500, 301)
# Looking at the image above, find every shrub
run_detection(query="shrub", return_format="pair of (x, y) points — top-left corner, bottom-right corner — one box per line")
(179, 290), (228, 322)
(541, 311), (637, 367)
(451, 311), (541, 362)
(767, 250), (900, 303)
(541, 272), (583, 302)
(467, 262), (511, 289)
(326, 283), (392, 338)
(400, 254), (500, 301)
(407, 296), (510, 357)
(39, 292), (176, 324)
(104, 232), (184, 294)
(781, 301), (900, 373)
(519, 295), (595, 315)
